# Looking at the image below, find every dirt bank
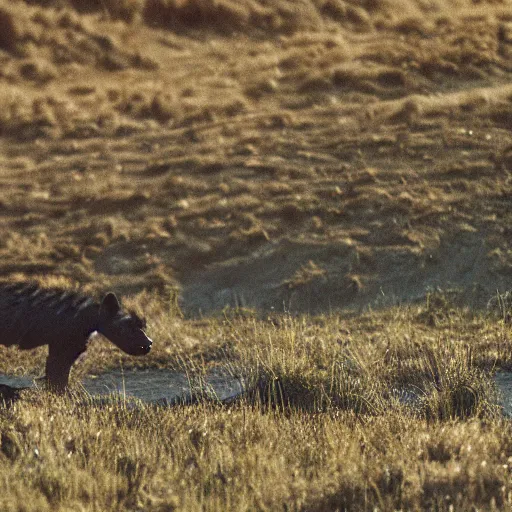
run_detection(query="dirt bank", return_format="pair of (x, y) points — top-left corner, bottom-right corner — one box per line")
(0, 0), (511, 314)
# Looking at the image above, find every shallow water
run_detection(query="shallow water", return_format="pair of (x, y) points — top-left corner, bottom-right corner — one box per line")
(493, 372), (512, 417)
(0, 368), (245, 405)
(3, 370), (512, 413)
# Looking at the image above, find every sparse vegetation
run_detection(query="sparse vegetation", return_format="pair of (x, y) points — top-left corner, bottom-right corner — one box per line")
(1, 296), (512, 510)
(2, 0), (512, 509)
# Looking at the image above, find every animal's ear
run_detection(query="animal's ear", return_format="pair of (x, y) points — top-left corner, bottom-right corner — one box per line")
(100, 292), (120, 317)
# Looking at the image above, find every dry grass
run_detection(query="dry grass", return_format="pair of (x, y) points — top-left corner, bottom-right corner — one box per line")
(3, 396), (512, 511)
(1, 294), (512, 510)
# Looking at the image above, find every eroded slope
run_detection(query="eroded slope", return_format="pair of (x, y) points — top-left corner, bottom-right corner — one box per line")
(0, 0), (511, 313)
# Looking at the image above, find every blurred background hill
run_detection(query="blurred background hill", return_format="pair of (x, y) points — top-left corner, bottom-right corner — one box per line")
(0, 0), (511, 314)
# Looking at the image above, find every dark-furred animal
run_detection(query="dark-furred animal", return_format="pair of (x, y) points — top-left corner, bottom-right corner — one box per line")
(0, 282), (152, 392)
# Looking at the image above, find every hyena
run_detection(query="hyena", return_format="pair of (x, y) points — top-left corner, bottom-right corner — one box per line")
(0, 282), (152, 392)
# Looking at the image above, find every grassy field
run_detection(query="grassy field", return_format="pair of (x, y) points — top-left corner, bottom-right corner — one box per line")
(1, 293), (512, 511)
(2, 0), (512, 509)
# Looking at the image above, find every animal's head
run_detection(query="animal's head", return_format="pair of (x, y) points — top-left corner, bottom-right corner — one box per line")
(97, 293), (152, 356)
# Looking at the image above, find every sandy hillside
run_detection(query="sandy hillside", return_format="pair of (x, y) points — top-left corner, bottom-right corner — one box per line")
(0, 0), (511, 315)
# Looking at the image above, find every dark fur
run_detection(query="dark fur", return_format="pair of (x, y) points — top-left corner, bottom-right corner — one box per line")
(0, 282), (152, 392)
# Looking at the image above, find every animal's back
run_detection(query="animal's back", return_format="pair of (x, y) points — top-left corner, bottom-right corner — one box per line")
(0, 282), (94, 350)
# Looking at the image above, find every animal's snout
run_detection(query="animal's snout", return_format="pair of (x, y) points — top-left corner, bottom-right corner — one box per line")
(138, 335), (152, 355)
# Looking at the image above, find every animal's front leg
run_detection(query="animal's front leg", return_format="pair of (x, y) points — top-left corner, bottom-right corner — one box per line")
(45, 356), (72, 393)
(45, 345), (85, 393)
